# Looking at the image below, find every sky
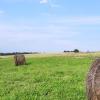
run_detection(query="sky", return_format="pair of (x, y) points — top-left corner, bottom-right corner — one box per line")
(0, 0), (100, 52)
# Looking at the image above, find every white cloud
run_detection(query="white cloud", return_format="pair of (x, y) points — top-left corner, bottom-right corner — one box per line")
(49, 0), (60, 8)
(0, 16), (100, 52)
(50, 16), (100, 25)
(40, 0), (48, 4)
(39, 0), (60, 8)
(1, 16), (100, 40)
(0, 10), (4, 15)
(50, 4), (61, 8)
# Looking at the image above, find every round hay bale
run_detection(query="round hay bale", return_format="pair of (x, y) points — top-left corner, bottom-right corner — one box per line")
(86, 58), (100, 100)
(14, 54), (26, 66)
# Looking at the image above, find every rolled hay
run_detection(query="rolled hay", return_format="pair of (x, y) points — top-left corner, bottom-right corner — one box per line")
(14, 54), (26, 66)
(86, 58), (100, 100)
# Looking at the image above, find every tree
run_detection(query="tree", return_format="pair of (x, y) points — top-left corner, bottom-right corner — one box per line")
(73, 49), (79, 53)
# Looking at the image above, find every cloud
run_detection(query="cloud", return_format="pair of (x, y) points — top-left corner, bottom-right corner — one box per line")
(2, 0), (60, 8)
(39, 0), (60, 8)
(49, 0), (60, 8)
(0, 10), (4, 15)
(40, 0), (48, 4)
(50, 4), (61, 8)
(0, 16), (100, 52)
(49, 16), (100, 25)
(0, 22), (78, 52)
(1, 16), (100, 40)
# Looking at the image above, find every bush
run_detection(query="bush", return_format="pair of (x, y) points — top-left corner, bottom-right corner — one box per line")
(73, 49), (79, 53)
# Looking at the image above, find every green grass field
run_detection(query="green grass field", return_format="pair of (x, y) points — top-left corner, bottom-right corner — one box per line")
(0, 52), (98, 100)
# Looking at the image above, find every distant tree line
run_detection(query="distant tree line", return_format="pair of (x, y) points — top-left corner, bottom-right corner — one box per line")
(0, 52), (40, 56)
(64, 49), (80, 53)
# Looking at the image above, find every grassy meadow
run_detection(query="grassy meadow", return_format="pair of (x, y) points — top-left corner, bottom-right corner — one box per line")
(0, 52), (100, 100)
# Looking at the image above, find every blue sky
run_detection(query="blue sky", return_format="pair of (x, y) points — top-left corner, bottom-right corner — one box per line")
(0, 0), (100, 52)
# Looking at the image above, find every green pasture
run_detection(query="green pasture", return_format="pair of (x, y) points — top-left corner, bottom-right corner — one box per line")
(0, 52), (98, 100)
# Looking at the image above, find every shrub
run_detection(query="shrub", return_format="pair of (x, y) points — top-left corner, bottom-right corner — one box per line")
(73, 49), (79, 53)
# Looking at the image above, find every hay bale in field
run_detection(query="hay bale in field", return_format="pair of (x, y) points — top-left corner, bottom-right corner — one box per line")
(86, 58), (100, 100)
(14, 54), (26, 66)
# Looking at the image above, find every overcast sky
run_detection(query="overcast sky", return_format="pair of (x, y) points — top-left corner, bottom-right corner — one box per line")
(0, 0), (100, 52)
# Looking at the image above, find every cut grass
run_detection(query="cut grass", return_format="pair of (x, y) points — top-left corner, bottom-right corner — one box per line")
(0, 54), (93, 100)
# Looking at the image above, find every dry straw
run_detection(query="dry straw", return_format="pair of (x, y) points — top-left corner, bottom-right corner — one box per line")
(86, 58), (100, 100)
